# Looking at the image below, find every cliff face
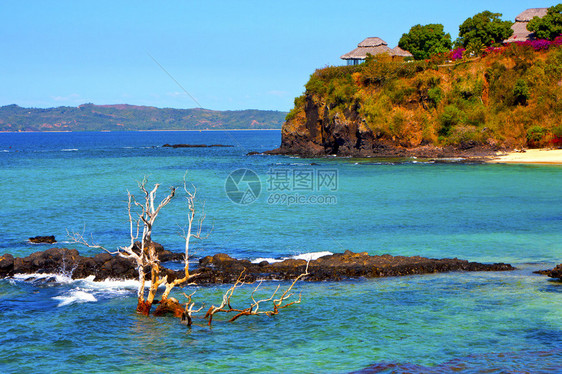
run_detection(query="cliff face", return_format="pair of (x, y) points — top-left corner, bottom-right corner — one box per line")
(276, 95), (375, 157)
(271, 93), (501, 158)
(269, 44), (562, 158)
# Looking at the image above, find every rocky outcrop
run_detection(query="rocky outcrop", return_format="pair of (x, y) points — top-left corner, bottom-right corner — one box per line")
(540, 264), (562, 280)
(28, 235), (56, 244)
(550, 264), (562, 279)
(266, 94), (502, 159)
(0, 248), (137, 281)
(193, 251), (514, 284)
(0, 248), (514, 283)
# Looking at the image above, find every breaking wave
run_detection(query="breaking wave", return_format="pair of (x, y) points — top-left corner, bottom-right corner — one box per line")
(251, 251), (333, 264)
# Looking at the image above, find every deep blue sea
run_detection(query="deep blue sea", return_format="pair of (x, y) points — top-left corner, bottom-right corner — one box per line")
(0, 130), (561, 373)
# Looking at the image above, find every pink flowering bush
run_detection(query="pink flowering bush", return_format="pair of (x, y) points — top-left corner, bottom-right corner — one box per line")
(449, 48), (465, 60)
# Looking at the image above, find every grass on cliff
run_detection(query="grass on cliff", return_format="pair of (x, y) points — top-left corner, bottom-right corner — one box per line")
(287, 44), (562, 148)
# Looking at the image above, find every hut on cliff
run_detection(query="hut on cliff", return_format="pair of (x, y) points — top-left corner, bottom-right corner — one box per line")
(340, 37), (413, 65)
(504, 8), (548, 43)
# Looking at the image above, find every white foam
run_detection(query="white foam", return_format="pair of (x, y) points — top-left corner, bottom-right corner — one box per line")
(61, 148), (78, 152)
(292, 251), (333, 261)
(53, 290), (97, 307)
(12, 273), (74, 284)
(78, 275), (141, 290)
(251, 251), (333, 264)
(10, 273), (164, 291)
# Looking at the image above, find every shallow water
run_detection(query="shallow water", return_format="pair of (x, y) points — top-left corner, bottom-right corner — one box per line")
(0, 131), (561, 373)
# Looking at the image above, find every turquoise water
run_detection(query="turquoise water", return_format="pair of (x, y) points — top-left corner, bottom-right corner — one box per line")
(0, 131), (561, 373)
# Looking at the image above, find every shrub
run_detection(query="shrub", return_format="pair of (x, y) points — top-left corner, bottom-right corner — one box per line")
(526, 125), (548, 147)
(513, 79), (530, 105)
(439, 105), (466, 135)
(450, 48), (466, 60)
(428, 87), (442, 107)
(285, 95), (305, 122)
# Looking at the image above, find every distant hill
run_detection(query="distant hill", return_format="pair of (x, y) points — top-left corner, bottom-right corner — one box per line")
(0, 104), (286, 131)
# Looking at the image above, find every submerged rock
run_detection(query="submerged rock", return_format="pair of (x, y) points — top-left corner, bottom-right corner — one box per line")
(162, 144), (234, 148)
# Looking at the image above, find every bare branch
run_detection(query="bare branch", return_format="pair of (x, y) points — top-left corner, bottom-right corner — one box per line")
(66, 227), (115, 254)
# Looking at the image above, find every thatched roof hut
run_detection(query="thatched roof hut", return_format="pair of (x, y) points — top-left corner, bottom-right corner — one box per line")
(504, 8), (548, 43)
(341, 37), (413, 65)
(390, 46), (413, 57)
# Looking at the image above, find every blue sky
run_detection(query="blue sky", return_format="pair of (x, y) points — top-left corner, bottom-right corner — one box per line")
(1, 1), (558, 111)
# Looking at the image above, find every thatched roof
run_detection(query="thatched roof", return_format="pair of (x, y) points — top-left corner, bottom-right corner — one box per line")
(505, 8), (548, 43)
(358, 37), (387, 47)
(341, 37), (411, 60)
(390, 46), (413, 57)
(515, 8), (547, 22)
(341, 45), (392, 60)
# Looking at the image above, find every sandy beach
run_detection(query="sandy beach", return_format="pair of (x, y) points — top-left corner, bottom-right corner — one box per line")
(487, 148), (562, 164)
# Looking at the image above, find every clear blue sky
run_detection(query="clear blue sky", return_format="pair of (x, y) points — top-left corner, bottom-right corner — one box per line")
(1, 1), (558, 111)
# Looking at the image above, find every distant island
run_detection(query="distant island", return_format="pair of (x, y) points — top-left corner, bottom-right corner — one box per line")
(0, 103), (286, 131)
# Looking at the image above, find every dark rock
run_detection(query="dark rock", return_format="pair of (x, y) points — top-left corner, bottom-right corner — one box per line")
(131, 241), (183, 262)
(95, 256), (136, 281)
(28, 235), (56, 244)
(0, 254), (14, 276)
(163, 144), (233, 148)
(1, 248), (516, 285)
(548, 264), (562, 280)
(535, 264), (562, 280)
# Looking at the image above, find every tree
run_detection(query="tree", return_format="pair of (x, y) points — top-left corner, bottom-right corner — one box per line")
(70, 176), (307, 326)
(528, 4), (562, 41)
(456, 11), (513, 51)
(398, 24), (452, 60)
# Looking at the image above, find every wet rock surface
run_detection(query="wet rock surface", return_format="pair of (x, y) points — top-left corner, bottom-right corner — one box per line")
(28, 235), (56, 244)
(538, 264), (562, 280)
(0, 248), (515, 284)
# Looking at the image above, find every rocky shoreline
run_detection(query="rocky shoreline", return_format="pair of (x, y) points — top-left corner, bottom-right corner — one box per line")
(0, 247), (523, 284)
(263, 93), (509, 160)
(265, 143), (499, 161)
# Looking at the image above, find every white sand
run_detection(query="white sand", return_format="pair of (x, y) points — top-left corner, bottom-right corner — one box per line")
(487, 149), (562, 164)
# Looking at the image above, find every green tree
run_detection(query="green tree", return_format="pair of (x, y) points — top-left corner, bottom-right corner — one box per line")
(398, 24), (452, 60)
(456, 11), (513, 50)
(528, 4), (562, 41)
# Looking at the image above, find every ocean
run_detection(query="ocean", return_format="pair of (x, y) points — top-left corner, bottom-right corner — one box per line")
(0, 130), (560, 373)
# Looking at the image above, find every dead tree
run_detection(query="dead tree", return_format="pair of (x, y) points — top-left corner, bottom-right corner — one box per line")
(69, 175), (307, 325)
(204, 263), (310, 326)
(70, 177), (180, 314)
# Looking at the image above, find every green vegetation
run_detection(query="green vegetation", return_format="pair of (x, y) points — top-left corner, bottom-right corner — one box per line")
(398, 24), (452, 60)
(528, 4), (562, 41)
(456, 11), (513, 52)
(0, 104), (286, 131)
(286, 43), (562, 148)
